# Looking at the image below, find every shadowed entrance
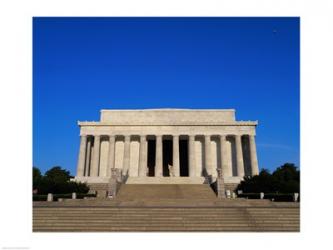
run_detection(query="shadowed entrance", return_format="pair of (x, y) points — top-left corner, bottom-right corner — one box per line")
(179, 139), (189, 176)
(163, 140), (173, 176)
(147, 139), (155, 176)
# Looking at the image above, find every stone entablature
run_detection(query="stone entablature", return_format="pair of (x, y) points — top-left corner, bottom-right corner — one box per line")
(78, 121), (258, 126)
(75, 109), (259, 185)
(78, 124), (257, 136)
(100, 109), (236, 123)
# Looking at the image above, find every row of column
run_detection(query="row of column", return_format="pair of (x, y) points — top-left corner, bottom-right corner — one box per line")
(77, 134), (259, 178)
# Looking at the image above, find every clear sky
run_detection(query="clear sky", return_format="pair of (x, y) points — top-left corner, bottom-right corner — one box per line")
(33, 17), (299, 175)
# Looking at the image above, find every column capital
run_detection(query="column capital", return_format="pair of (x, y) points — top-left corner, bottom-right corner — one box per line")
(139, 135), (147, 143)
(80, 134), (88, 140)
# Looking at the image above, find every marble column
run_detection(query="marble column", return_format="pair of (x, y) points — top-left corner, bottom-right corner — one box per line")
(76, 135), (87, 177)
(188, 135), (196, 177)
(84, 137), (92, 176)
(155, 135), (163, 177)
(122, 135), (131, 176)
(249, 135), (259, 176)
(172, 135), (180, 177)
(204, 135), (212, 176)
(91, 135), (101, 177)
(219, 135), (230, 177)
(138, 135), (148, 177)
(235, 135), (245, 177)
(107, 135), (116, 176)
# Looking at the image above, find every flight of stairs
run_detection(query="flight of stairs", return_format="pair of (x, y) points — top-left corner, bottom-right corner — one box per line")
(116, 184), (217, 200)
(33, 184), (300, 232)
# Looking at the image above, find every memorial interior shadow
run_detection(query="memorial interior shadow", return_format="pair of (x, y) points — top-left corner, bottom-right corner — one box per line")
(147, 139), (189, 177)
(147, 140), (156, 177)
(179, 139), (189, 177)
(162, 140), (172, 176)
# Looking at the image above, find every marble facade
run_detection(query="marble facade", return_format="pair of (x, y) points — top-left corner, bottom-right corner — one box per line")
(74, 109), (259, 185)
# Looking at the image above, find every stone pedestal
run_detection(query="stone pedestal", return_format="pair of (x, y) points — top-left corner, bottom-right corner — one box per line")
(47, 193), (53, 202)
(109, 168), (122, 197)
(216, 168), (226, 198)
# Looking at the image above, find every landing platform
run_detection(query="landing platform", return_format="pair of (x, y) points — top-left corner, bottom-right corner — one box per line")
(116, 184), (217, 200)
(126, 177), (206, 184)
(33, 198), (299, 208)
(73, 176), (243, 184)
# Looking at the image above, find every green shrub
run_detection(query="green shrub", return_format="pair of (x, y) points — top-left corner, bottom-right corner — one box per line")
(237, 163), (300, 194)
(33, 193), (96, 201)
(237, 193), (298, 202)
(33, 166), (90, 195)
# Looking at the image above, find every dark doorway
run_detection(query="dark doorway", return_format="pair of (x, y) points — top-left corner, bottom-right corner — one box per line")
(163, 140), (173, 176)
(179, 139), (189, 176)
(147, 139), (156, 176)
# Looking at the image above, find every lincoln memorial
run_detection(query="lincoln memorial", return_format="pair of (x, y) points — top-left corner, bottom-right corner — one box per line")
(74, 109), (259, 190)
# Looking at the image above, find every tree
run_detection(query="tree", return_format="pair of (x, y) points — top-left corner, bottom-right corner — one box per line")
(237, 169), (279, 193)
(33, 166), (42, 189)
(44, 166), (71, 183)
(32, 166), (89, 194)
(272, 163), (300, 193)
(237, 163), (300, 193)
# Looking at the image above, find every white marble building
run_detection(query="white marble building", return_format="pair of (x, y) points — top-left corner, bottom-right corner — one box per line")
(74, 109), (259, 185)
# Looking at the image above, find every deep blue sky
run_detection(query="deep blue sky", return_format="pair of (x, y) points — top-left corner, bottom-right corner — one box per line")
(33, 17), (299, 175)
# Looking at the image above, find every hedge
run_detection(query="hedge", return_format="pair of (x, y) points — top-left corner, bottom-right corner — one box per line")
(33, 193), (96, 201)
(237, 193), (300, 202)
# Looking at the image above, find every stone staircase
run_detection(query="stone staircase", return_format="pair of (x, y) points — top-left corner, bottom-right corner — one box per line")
(33, 184), (300, 232)
(116, 184), (217, 200)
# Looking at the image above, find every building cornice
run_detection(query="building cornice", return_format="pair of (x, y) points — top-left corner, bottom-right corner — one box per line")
(78, 121), (258, 126)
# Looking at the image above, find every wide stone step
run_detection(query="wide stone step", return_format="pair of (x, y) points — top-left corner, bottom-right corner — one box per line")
(116, 184), (217, 200)
(33, 212), (299, 217)
(35, 220), (299, 227)
(33, 226), (296, 232)
(33, 198), (300, 232)
(33, 209), (299, 213)
(33, 213), (299, 217)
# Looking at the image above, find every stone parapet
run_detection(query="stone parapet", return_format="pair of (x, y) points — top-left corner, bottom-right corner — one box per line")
(78, 121), (258, 126)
